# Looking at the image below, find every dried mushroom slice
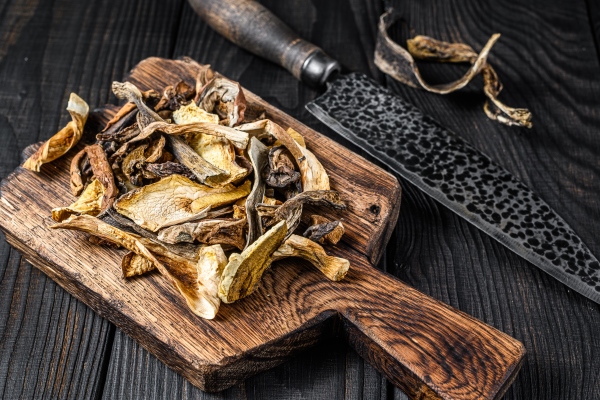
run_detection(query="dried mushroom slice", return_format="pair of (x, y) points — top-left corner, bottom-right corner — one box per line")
(259, 190), (347, 237)
(85, 144), (118, 214)
(219, 220), (287, 303)
(122, 251), (155, 278)
(245, 137), (269, 248)
(172, 102), (219, 124)
(158, 218), (247, 250)
(374, 9), (531, 128)
(187, 132), (249, 186)
(154, 81), (195, 112)
(122, 143), (148, 186)
(52, 179), (105, 222)
(272, 235), (349, 281)
(304, 215), (345, 245)
(112, 82), (163, 129)
(197, 77), (246, 127)
(24, 93), (89, 172)
(144, 136), (166, 163)
(168, 135), (228, 186)
(70, 148), (88, 196)
(263, 145), (301, 191)
(138, 121), (249, 150)
(143, 161), (196, 180)
(51, 215), (223, 319)
(114, 174), (250, 231)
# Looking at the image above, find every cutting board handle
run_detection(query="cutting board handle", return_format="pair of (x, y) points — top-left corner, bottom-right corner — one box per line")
(187, 0), (341, 87)
(337, 264), (525, 399)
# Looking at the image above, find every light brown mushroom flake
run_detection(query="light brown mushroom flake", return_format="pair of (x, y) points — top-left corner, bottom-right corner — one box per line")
(114, 174), (251, 231)
(23, 93), (89, 172)
(272, 234), (349, 281)
(218, 220), (287, 303)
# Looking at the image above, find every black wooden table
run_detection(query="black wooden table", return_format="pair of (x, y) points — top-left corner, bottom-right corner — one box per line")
(1, 0), (599, 399)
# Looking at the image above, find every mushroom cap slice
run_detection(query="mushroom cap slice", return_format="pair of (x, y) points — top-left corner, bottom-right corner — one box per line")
(52, 179), (105, 222)
(114, 174), (251, 232)
(219, 220), (287, 303)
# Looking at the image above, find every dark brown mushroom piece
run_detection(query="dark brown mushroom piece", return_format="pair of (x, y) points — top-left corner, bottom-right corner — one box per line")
(263, 145), (301, 195)
(303, 215), (345, 245)
(197, 77), (246, 127)
(245, 137), (269, 248)
(85, 144), (118, 215)
(154, 81), (195, 112)
(257, 190), (346, 239)
(158, 218), (248, 251)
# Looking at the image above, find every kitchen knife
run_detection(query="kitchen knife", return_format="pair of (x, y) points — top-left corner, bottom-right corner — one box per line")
(187, 0), (600, 304)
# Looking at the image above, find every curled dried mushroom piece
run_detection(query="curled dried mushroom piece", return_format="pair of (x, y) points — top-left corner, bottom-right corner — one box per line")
(52, 179), (105, 222)
(24, 93), (89, 172)
(304, 215), (345, 245)
(197, 77), (246, 127)
(219, 220), (287, 303)
(374, 8), (532, 128)
(273, 235), (349, 281)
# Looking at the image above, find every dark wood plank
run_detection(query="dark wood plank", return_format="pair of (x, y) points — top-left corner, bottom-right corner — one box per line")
(383, 0), (600, 399)
(0, 0), (184, 398)
(0, 237), (112, 399)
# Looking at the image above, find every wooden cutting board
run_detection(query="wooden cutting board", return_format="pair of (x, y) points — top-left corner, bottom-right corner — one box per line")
(0, 57), (524, 400)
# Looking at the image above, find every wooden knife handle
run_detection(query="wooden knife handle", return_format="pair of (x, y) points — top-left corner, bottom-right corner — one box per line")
(187, 0), (341, 87)
(337, 262), (526, 399)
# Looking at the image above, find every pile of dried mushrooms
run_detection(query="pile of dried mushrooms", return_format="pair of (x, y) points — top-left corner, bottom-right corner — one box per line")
(25, 66), (349, 319)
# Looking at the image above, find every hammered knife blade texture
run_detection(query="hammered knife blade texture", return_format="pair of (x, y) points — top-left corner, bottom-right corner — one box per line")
(307, 73), (600, 303)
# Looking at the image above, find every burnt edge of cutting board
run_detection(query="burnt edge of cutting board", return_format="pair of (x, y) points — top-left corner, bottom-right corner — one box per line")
(0, 57), (525, 399)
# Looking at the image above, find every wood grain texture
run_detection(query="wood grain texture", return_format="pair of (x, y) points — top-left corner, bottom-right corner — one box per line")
(0, 58), (523, 399)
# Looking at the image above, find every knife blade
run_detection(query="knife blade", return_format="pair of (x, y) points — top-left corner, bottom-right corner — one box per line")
(187, 0), (600, 303)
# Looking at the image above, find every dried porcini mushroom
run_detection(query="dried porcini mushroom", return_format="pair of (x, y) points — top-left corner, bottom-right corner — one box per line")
(70, 148), (89, 196)
(154, 81), (195, 112)
(172, 101), (219, 124)
(168, 135), (228, 186)
(122, 251), (155, 278)
(374, 8), (532, 128)
(143, 161), (196, 180)
(197, 77), (246, 127)
(51, 215), (225, 319)
(85, 144), (118, 214)
(114, 174), (251, 231)
(273, 235), (349, 281)
(45, 69), (352, 319)
(245, 137), (269, 248)
(219, 220), (287, 303)
(258, 190), (347, 237)
(52, 179), (105, 222)
(304, 215), (345, 245)
(24, 93), (89, 172)
(158, 218), (248, 250)
(263, 145), (301, 191)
